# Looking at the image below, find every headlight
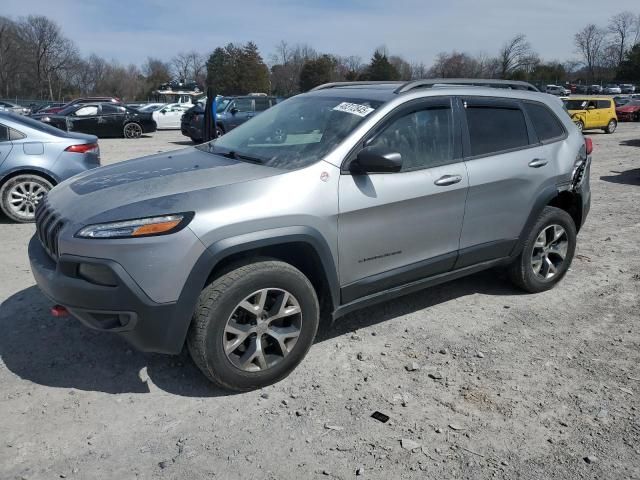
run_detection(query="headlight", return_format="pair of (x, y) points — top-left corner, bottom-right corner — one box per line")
(75, 213), (193, 239)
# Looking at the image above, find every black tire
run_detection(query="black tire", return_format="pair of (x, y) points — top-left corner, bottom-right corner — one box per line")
(604, 119), (617, 134)
(508, 206), (577, 293)
(187, 259), (320, 391)
(0, 174), (53, 223)
(123, 122), (143, 139)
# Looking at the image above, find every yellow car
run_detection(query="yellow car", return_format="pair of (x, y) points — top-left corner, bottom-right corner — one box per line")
(564, 97), (618, 133)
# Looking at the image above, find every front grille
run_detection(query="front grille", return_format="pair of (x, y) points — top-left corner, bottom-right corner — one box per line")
(35, 200), (65, 260)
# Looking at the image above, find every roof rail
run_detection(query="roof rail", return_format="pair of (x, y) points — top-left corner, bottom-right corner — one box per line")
(395, 78), (540, 93)
(310, 81), (402, 91)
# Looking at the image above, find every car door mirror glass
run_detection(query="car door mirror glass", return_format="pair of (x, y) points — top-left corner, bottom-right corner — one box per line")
(351, 148), (402, 174)
(230, 108), (238, 115)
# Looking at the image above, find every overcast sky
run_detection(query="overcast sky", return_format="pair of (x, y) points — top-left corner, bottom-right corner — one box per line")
(3, 0), (640, 67)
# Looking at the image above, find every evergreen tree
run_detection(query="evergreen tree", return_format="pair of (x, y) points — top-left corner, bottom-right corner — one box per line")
(616, 43), (640, 81)
(206, 42), (270, 95)
(360, 50), (400, 81)
(299, 55), (337, 91)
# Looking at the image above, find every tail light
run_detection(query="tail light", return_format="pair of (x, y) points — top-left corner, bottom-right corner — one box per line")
(584, 137), (593, 155)
(65, 143), (99, 154)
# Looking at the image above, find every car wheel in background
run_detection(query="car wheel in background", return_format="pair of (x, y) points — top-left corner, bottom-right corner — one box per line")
(604, 119), (617, 134)
(187, 259), (320, 391)
(508, 206), (577, 293)
(0, 174), (53, 223)
(123, 122), (143, 139)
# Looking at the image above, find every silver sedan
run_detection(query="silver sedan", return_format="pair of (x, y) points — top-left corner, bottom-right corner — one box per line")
(0, 112), (101, 222)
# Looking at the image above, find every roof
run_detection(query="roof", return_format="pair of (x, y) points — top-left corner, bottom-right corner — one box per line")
(311, 78), (539, 94)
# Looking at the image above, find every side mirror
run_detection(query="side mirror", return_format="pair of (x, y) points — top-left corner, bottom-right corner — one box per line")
(350, 148), (402, 174)
(230, 108), (238, 115)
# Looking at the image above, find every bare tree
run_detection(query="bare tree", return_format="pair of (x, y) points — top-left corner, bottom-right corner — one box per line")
(608, 11), (639, 66)
(575, 24), (607, 82)
(18, 15), (78, 99)
(498, 34), (538, 78)
(0, 17), (21, 97)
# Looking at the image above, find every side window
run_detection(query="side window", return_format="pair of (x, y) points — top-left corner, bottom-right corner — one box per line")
(597, 100), (611, 109)
(101, 104), (119, 114)
(254, 98), (270, 111)
(524, 102), (565, 142)
(0, 124), (8, 142)
(466, 105), (529, 156)
(232, 99), (253, 113)
(9, 128), (26, 140)
(75, 106), (98, 116)
(366, 105), (455, 171)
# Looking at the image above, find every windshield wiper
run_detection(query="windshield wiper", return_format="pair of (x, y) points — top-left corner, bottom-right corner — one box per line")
(218, 150), (264, 165)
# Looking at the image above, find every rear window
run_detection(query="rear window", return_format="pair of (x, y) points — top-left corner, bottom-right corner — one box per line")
(466, 106), (529, 156)
(524, 102), (565, 142)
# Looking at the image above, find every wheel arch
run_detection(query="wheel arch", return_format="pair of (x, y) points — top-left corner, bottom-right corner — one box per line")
(0, 168), (58, 190)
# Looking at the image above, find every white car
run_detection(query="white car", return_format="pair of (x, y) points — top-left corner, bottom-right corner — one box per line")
(152, 103), (191, 130)
(603, 84), (622, 94)
(546, 85), (570, 96)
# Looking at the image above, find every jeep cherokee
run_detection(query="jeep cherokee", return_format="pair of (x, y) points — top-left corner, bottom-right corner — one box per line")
(29, 79), (591, 391)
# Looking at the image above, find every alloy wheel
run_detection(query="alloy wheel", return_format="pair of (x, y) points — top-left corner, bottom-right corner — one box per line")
(7, 181), (48, 219)
(124, 123), (142, 139)
(531, 224), (568, 280)
(223, 288), (302, 372)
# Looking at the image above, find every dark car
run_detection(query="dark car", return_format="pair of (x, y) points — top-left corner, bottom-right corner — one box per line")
(575, 85), (588, 94)
(587, 85), (603, 95)
(38, 97), (122, 115)
(159, 80), (201, 92)
(34, 103), (156, 138)
(181, 95), (277, 143)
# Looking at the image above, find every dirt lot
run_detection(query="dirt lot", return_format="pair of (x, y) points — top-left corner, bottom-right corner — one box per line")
(0, 127), (639, 480)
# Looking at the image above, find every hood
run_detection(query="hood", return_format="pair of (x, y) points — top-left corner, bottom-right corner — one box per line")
(46, 147), (284, 224)
(616, 105), (640, 112)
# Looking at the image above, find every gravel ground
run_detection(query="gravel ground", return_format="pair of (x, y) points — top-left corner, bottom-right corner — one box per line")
(0, 126), (639, 480)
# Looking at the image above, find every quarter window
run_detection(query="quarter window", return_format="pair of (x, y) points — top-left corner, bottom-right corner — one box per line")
(0, 124), (8, 142)
(466, 106), (529, 156)
(366, 106), (454, 171)
(524, 102), (565, 142)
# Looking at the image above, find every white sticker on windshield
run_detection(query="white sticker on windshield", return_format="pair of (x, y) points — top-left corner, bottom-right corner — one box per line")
(332, 102), (375, 117)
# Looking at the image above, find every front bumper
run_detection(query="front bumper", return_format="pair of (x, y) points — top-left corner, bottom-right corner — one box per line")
(28, 235), (194, 354)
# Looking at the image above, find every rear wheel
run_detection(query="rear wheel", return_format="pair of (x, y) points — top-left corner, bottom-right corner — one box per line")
(508, 206), (577, 293)
(123, 122), (143, 139)
(604, 119), (617, 134)
(187, 259), (320, 391)
(0, 174), (53, 223)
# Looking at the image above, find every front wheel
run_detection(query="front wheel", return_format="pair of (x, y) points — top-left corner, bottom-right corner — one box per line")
(123, 122), (143, 139)
(187, 260), (320, 391)
(604, 119), (617, 134)
(0, 174), (53, 223)
(508, 206), (577, 293)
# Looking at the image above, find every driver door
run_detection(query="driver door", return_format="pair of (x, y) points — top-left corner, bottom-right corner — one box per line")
(68, 105), (99, 135)
(338, 97), (468, 303)
(227, 98), (254, 130)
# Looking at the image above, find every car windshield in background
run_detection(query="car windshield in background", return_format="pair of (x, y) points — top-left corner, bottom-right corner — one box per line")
(565, 100), (589, 110)
(625, 100), (640, 106)
(197, 96), (384, 170)
(216, 99), (231, 113)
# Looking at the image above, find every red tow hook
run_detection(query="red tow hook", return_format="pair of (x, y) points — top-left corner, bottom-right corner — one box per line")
(51, 305), (69, 317)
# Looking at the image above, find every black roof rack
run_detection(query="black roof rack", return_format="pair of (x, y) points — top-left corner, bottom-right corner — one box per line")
(310, 78), (539, 93)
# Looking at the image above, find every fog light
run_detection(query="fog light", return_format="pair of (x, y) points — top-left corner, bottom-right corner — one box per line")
(78, 263), (117, 286)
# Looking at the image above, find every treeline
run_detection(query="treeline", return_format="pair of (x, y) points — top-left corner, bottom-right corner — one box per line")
(1, 12), (639, 102)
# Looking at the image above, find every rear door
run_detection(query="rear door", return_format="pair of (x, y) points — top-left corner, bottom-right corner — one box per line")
(338, 97), (468, 302)
(98, 104), (126, 137)
(597, 99), (613, 126)
(456, 96), (555, 267)
(0, 123), (13, 166)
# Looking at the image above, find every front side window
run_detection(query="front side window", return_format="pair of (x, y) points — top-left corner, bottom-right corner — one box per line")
(524, 102), (565, 142)
(466, 105), (529, 156)
(231, 99), (253, 113)
(197, 95), (384, 170)
(366, 106), (454, 171)
(75, 106), (98, 117)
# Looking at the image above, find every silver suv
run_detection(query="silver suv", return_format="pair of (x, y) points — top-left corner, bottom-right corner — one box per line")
(29, 79), (591, 391)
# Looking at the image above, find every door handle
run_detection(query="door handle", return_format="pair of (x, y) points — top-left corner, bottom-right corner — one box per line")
(434, 174), (463, 186)
(528, 158), (548, 168)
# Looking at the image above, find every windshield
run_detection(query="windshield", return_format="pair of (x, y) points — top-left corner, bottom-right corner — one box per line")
(196, 95), (384, 170)
(625, 100), (640, 107)
(216, 98), (230, 113)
